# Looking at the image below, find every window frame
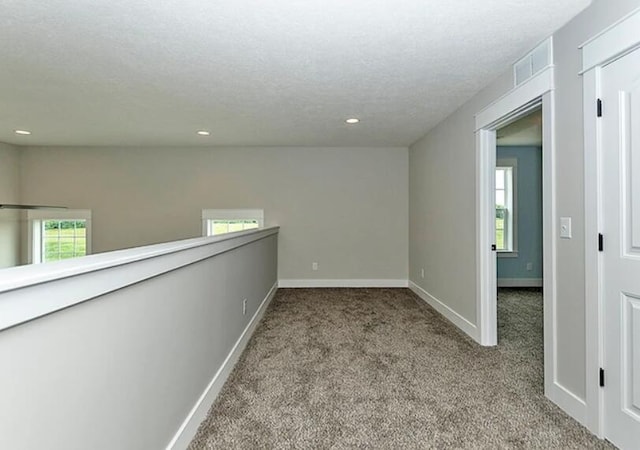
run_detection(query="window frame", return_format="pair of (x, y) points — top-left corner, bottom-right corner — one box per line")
(27, 209), (92, 264)
(201, 209), (264, 237)
(496, 158), (518, 256)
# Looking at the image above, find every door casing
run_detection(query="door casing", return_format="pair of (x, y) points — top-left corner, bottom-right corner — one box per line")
(475, 65), (568, 418)
(581, 5), (640, 438)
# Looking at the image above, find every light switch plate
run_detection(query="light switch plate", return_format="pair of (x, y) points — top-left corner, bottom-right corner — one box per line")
(560, 217), (572, 239)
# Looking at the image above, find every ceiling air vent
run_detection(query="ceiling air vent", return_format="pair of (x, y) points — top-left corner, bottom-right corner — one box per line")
(513, 37), (553, 87)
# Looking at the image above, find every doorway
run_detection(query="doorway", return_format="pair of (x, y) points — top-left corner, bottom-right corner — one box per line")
(494, 109), (544, 353)
(475, 67), (559, 412)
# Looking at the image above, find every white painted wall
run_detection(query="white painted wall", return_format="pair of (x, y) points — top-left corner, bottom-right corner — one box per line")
(0, 229), (278, 450)
(0, 143), (21, 268)
(409, 0), (640, 401)
(19, 146), (408, 282)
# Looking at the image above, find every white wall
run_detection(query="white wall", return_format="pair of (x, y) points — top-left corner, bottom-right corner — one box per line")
(19, 146), (408, 282)
(409, 0), (640, 401)
(0, 229), (278, 450)
(0, 143), (21, 268)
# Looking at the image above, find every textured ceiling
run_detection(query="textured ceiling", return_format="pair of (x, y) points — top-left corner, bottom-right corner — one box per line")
(0, 0), (591, 147)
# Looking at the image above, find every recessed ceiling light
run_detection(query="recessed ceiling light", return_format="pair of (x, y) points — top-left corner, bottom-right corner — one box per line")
(345, 118), (360, 124)
(196, 130), (211, 136)
(14, 129), (31, 135)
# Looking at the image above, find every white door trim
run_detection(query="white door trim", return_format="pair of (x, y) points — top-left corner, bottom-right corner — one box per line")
(583, 66), (604, 437)
(475, 66), (554, 130)
(475, 127), (498, 346)
(474, 66), (572, 422)
(582, 6), (640, 438)
(579, 6), (640, 74)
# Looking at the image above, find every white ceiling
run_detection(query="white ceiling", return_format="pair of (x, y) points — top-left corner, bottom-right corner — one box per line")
(497, 109), (543, 147)
(0, 0), (591, 147)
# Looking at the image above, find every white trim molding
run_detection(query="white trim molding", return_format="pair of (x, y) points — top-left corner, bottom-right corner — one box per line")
(583, 66), (604, 437)
(278, 279), (408, 288)
(475, 128), (498, 346)
(497, 278), (543, 288)
(409, 281), (479, 342)
(167, 282), (278, 450)
(579, 6), (640, 73)
(547, 381), (588, 427)
(475, 66), (554, 131)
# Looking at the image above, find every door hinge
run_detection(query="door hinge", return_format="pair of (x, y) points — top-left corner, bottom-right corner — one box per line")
(598, 233), (604, 252)
(597, 99), (603, 117)
(599, 368), (605, 387)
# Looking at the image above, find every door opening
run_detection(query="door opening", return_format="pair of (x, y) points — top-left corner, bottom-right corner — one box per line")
(475, 81), (558, 411)
(494, 108), (544, 353)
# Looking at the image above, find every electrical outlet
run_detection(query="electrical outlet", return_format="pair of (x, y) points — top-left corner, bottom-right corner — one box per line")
(526, 262), (533, 271)
(312, 262), (318, 271)
(421, 268), (425, 278)
(242, 299), (247, 315)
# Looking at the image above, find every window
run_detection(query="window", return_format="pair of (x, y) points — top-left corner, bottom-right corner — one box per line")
(28, 209), (92, 263)
(496, 160), (517, 253)
(202, 209), (264, 236)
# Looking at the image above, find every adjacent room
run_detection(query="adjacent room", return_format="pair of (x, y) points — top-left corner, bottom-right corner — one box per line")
(1, 0), (640, 448)
(495, 108), (546, 398)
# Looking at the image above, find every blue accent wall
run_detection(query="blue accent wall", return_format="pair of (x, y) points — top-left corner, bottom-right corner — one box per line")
(497, 146), (542, 280)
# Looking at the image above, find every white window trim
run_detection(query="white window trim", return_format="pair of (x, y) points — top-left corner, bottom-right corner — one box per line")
(201, 209), (264, 236)
(496, 158), (519, 257)
(27, 209), (92, 264)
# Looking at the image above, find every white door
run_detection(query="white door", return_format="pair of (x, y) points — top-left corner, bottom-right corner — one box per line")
(602, 47), (640, 449)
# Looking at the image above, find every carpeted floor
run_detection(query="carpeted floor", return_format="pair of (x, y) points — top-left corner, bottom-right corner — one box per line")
(189, 288), (613, 449)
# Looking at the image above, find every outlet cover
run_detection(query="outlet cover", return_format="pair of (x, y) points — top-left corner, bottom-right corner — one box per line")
(560, 217), (572, 239)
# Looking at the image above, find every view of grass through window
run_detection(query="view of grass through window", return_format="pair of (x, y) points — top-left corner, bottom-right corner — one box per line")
(212, 220), (259, 235)
(496, 209), (505, 250)
(43, 220), (87, 262)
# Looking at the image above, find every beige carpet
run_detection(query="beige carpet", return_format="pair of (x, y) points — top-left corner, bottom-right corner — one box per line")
(189, 288), (612, 449)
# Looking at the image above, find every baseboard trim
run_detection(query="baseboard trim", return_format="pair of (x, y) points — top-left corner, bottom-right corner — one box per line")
(497, 278), (543, 287)
(278, 279), (409, 288)
(167, 282), (278, 450)
(408, 281), (479, 343)
(546, 381), (588, 427)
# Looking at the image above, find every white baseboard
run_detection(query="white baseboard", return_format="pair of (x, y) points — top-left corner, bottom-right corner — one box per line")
(546, 381), (587, 427)
(167, 282), (278, 450)
(278, 279), (408, 288)
(497, 278), (543, 287)
(408, 281), (480, 343)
